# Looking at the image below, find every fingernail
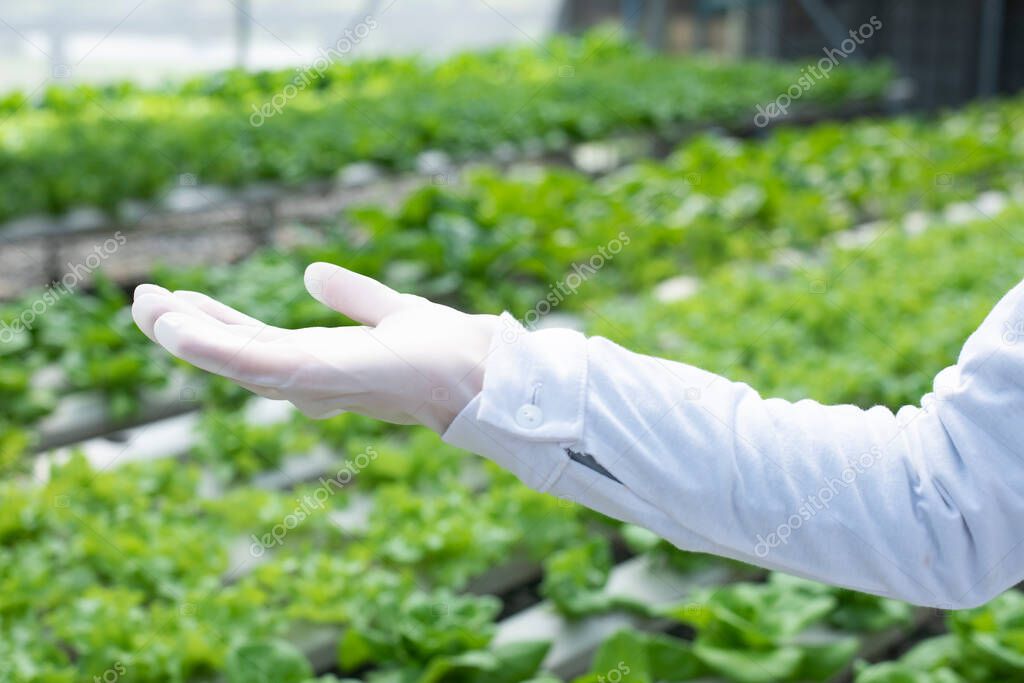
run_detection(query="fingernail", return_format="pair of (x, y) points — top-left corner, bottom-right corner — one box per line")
(304, 263), (333, 301)
(153, 312), (187, 351)
(134, 283), (170, 301)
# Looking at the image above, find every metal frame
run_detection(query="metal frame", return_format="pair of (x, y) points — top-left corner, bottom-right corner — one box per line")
(979, 0), (1006, 97)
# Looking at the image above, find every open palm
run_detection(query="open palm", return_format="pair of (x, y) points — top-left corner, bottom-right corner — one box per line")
(132, 262), (500, 432)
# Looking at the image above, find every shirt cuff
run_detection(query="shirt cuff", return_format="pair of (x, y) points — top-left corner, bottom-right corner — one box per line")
(441, 312), (588, 490)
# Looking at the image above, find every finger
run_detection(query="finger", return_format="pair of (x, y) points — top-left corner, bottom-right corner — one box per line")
(134, 292), (289, 345)
(153, 312), (299, 386)
(132, 292), (221, 342)
(134, 283), (170, 300)
(173, 290), (292, 340)
(304, 262), (426, 326)
(173, 290), (266, 327)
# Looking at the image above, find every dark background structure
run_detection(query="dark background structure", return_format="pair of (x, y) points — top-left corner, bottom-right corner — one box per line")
(558, 0), (1016, 110)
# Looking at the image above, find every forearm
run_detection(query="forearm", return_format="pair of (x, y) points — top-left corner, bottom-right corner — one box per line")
(444, 299), (1024, 609)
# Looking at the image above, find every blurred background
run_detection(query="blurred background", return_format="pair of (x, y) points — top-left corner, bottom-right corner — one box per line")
(0, 0), (1019, 295)
(3, 2), (1024, 683)
(1, 0), (1020, 296)
(1, 1), (1017, 105)
(0, 1), (559, 90)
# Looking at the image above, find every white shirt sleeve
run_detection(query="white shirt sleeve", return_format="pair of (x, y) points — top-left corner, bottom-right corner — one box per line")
(442, 279), (1024, 609)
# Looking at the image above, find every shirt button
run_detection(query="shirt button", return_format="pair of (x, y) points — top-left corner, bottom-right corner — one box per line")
(515, 404), (544, 429)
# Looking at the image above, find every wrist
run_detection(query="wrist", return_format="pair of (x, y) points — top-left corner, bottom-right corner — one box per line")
(425, 313), (500, 433)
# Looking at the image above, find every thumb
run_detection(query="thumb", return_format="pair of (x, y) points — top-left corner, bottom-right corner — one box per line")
(303, 262), (424, 325)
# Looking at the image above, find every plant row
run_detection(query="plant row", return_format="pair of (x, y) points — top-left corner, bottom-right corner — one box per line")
(0, 428), (915, 683)
(0, 431), (599, 682)
(0, 31), (890, 225)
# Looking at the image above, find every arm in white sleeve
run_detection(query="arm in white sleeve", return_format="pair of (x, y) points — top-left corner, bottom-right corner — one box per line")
(442, 279), (1024, 609)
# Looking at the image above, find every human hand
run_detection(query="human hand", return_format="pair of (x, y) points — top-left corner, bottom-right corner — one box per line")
(131, 262), (500, 432)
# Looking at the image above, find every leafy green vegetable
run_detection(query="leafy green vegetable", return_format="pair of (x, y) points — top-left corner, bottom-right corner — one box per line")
(769, 572), (914, 633)
(226, 640), (313, 683)
(42, 275), (170, 418)
(191, 407), (316, 482)
(855, 635), (965, 682)
(540, 537), (617, 618)
(418, 640), (551, 683)
(341, 590), (501, 666)
(662, 579), (858, 682)
(574, 629), (702, 683)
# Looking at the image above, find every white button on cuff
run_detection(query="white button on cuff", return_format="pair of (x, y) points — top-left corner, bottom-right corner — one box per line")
(515, 404), (544, 429)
